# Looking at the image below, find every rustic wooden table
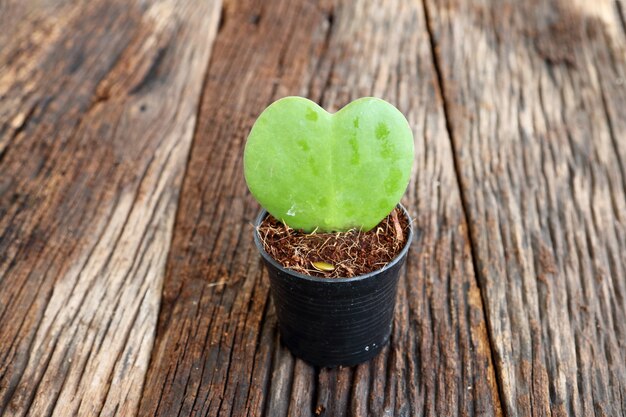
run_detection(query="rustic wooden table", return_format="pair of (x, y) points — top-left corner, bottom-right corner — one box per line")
(1, 0), (625, 416)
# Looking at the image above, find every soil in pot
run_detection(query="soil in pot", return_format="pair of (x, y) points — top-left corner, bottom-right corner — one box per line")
(256, 206), (410, 278)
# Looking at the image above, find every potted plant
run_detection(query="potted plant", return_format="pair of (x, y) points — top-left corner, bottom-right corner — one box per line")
(244, 96), (414, 367)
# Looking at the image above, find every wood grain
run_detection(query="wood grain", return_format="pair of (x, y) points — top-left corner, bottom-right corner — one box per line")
(424, 0), (626, 415)
(0, 0), (221, 415)
(139, 0), (501, 416)
(4, 0), (622, 415)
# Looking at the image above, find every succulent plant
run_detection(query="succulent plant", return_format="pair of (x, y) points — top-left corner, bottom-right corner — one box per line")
(244, 96), (414, 232)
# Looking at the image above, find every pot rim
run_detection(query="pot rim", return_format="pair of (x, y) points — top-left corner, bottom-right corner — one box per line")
(253, 203), (413, 283)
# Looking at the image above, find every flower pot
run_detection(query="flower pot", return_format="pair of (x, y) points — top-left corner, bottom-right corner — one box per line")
(253, 204), (413, 367)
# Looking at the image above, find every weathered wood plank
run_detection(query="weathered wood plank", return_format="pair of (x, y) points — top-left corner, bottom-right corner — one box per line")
(140, 0), (501, 416)
(424, 0), (626, 415)
(0, 0), (222, 415)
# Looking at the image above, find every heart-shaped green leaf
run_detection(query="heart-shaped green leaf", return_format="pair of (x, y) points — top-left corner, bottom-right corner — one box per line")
(244, 96), (414, 232)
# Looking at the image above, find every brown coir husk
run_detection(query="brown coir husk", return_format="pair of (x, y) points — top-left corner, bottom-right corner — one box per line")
(257, 207), (410, 278)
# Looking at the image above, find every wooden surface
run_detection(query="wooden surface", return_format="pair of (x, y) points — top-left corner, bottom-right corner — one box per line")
(425, 0), (626, 415)
(0, 0), (624, 416)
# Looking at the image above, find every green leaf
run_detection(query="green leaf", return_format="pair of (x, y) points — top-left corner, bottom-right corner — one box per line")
(244, 96), (414, 232)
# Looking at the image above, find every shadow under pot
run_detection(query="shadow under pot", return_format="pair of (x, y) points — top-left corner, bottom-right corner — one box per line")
(253, 204), (413, 367)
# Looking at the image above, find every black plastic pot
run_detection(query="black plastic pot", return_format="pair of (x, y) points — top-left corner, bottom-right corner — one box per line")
(253, 205), (413, 367)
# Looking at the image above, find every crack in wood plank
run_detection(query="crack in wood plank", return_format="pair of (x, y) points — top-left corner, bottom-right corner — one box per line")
(421, 0), (509, 414)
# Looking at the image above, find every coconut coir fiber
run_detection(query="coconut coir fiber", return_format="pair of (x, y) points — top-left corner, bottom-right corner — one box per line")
(257, 207), (410, 278)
